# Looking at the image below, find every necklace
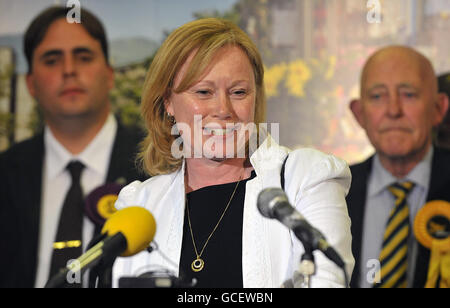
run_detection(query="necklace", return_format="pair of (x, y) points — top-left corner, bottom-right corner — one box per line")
(185, 176), (242, 272)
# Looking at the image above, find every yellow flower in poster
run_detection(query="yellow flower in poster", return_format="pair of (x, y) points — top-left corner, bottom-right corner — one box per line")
(325, 55), (337, 80)
(285, 59), (311, 98)
(264, 63), (287, 98)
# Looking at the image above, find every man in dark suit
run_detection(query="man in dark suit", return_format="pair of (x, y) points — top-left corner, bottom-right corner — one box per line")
(436, 73), (450, 149)
(347, 46), (450, 288)
(0, 7), (145, 288)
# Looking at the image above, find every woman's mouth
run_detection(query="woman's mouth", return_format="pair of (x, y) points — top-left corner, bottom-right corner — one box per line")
(203, 125), (240, 136)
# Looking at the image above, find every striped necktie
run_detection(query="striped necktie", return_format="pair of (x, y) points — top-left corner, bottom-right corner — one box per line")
(375, 181), (415, 288)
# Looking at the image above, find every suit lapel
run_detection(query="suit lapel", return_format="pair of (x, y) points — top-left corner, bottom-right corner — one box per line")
(105, 123), (125, 184)
(347, 156), (373, 288)
(413, 147), (450, 288)
(105, 122), (145, 184)
(17, 134), (45, 287)
(426, 147), (450, 201)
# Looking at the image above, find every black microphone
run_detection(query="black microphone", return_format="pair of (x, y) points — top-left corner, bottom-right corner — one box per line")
(257, 187), (345, 268)
(45, 207), (156, 288)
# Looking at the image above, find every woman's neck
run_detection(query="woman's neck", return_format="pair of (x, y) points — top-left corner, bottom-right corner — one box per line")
(184, 157), (252, 193)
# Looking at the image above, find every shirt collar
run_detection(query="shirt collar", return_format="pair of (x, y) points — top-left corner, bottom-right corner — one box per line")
(368, 146), (434, 197)
(44, 114), (117, 179)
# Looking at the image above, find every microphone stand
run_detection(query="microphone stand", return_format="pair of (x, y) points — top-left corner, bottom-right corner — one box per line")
(45, 233), (122, 288)
(87, 233), (115, 288)
(90, 259), (115, 288)
(293, 243), (315, 288)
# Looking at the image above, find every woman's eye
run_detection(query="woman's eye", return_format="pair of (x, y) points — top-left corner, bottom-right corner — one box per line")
(194, 89), (214, 98)
(233, 89), (246, 95)
(196, 90), (210, 95)
(231, 89), (248, 98)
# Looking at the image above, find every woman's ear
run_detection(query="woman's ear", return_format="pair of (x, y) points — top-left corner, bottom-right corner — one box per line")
(164, 87), (175, 116)
(164, 92), (174, 115)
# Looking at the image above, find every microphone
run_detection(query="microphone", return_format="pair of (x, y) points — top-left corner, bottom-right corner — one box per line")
(257, 188), (345, 268)
(45, 206), (156, 288)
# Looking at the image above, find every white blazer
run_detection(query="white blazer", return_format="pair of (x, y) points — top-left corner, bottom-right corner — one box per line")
(112, 136), (354, 288)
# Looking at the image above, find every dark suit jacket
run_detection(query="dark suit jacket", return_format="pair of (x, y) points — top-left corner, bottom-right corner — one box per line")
(0, 122), (147, 288)
(346, 147), (450, 288)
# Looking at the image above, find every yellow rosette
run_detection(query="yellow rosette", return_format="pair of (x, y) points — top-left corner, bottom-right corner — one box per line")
(97, 194), (119, 220)
(414, 200), (450, 288)
(85, 183), (123, 226)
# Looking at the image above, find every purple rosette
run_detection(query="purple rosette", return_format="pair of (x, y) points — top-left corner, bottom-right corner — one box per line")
(85, 183), (123, 226)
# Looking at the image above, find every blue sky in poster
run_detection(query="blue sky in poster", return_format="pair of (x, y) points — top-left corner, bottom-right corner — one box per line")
(0, 0), (238, 72)
(0, 0), (238, 39)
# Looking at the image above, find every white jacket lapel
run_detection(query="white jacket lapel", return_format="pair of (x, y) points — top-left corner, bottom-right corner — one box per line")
(242, 135), (290, 287)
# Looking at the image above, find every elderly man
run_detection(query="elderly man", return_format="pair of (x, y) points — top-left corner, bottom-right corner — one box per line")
(347, 46), (449, 288)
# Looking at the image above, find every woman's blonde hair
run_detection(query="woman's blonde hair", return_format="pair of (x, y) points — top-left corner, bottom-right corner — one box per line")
(139, 18), (266, 176)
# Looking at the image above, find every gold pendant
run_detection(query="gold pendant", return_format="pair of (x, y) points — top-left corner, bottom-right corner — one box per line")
(191, 257), (205, 272)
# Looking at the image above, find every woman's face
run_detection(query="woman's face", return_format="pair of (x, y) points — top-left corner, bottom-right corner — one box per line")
(166, 45), (257, 160)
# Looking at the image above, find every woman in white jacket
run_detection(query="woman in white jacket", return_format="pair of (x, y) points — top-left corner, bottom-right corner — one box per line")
(113, 18), (354, 288)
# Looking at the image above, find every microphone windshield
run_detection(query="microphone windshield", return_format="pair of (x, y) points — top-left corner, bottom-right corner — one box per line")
(101, 206), (156, 257)
(257, 187), (288, 218)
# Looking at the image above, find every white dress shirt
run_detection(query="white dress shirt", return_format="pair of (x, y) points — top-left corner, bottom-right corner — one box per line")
(358, 147), (433, 288)
(112, 135), (355, 288)
(34, 114), (117, 288)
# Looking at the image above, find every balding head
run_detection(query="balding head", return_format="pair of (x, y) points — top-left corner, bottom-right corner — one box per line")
(350, 45), (449, 178)
(361, 46), (438, 99)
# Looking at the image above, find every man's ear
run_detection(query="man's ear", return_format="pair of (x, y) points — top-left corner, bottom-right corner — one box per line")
(107, 65), (115, 90)
(433, 93), (449, 126)
(25, 73), (36, 98)
(350, 98), (365, 128)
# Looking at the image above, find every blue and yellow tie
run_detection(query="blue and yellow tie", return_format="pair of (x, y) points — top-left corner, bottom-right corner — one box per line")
(375, 181), (415, 288)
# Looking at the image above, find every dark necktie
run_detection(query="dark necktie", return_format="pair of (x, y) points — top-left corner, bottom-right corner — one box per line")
(48, 161), (85, 286)
(375, 181), (415, 288)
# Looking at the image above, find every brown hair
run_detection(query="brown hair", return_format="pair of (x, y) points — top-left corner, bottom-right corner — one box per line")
(24, 6), (109, 73)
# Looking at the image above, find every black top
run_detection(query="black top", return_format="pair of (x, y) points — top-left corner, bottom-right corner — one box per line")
(179, 171), (256, 288)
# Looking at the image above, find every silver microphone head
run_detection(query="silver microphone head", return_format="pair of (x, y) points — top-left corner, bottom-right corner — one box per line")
(257, 187), (289, 218)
